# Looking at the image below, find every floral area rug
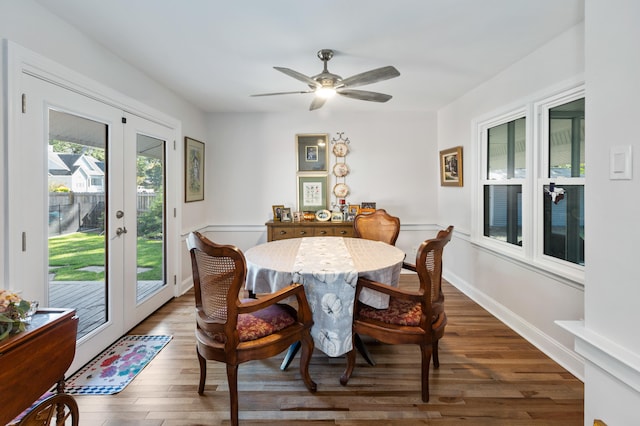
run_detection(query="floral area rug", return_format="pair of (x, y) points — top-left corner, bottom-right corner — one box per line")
(65, 334), (172, 395)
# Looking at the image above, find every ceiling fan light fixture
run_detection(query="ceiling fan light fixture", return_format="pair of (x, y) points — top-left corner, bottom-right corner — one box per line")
(315, 86), (336, 99)
(251, 49), (400, 110)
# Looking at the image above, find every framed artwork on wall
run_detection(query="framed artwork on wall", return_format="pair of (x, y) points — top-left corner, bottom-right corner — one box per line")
(297, 175), (328, 211)
(185, 137), (205, 202)
(296, 133), (329, 172)
(440, 146), (463, 187)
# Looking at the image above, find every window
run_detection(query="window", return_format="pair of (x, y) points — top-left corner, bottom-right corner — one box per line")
(484, 117), (526, 245)
(541, 97), (585, 266)
(475, 85), (585, 281)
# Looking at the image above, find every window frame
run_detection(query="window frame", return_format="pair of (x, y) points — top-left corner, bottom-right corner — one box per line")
(533, 86), (585, 281)
(475, 106), (531, 261)
(472, 83), (585, 285)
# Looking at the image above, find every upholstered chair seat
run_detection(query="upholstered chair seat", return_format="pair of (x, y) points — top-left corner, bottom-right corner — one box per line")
(340, 226), (454, 403)
(187, 231), (316, 426)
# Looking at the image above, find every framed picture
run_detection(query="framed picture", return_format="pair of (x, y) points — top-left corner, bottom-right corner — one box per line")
(360, 202), (376, 214)
(185, 137), (205, 202)
(297, 175), (328, 212)
(272, 205), (284, 221)
(440, 146), (463, 187)
(281, 208), (292, 222)
(331, 211), (344, 222)
(348, 204), (361, 216)
(297, 134), (329, 172)
(361, 202), (376, 210)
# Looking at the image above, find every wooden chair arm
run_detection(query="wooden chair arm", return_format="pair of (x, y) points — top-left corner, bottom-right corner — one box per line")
(401, 261), (417, 272)
(237, 283), (314, 324)
(357, 277), (423, 303)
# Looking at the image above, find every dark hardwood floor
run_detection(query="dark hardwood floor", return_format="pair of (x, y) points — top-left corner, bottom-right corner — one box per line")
(71, 274), (584, 425)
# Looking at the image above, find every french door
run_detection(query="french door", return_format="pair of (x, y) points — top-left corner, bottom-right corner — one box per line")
(11, 72), (175, 373)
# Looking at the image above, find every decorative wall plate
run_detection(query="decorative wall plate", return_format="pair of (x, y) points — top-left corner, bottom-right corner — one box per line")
(315, 209), (331, 222)
(333, 162), (350, 177)
(332, 142), (349, 157)
(333, 183), (350, 198)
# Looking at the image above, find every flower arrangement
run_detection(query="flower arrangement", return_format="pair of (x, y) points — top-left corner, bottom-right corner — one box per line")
(0, 289), (32, 340)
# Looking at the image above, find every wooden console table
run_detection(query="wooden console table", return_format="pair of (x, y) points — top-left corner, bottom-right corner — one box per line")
(266, 220), (354, 241)
(0, 308), (79, 425)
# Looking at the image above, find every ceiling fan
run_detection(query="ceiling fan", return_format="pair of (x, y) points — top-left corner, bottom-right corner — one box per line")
(251, 49), (400, 111)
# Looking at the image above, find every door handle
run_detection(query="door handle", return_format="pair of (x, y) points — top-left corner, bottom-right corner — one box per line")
(115, 227), (128, 237)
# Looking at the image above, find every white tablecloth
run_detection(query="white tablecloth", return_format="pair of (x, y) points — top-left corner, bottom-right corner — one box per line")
(245, 237), (405, 357)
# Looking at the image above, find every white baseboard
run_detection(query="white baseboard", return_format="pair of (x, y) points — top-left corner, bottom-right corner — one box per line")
(444, 269), (585, 381)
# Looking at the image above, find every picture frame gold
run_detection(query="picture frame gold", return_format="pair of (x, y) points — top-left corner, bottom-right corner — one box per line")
(185, 137), (205, 202)
(296, 134), (329, 172)
(440, 146), (463, 187)
(348, 204), (361, 216)
(297, 175), (328, 212)
(272, 205), (284, 221)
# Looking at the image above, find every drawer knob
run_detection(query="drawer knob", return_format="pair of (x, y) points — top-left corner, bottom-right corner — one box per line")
(339, 230), (347, 235)
(279, 230), (287, 235)
(299, 231), (306, 235)
(319, 230), (327, 234)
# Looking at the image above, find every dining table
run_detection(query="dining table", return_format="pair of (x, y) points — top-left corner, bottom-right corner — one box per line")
(244, 236), (405, 367)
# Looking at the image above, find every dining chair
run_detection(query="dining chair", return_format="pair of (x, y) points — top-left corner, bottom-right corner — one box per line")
(187, 231), (317, 426)
(353, 209), (401, 246)
(340, 225), (454, 402)
(352, 208), (401, 365)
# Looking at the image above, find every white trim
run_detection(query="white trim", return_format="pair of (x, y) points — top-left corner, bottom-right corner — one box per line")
(557, 320), (640, 392)
(447, 270), (585, 380)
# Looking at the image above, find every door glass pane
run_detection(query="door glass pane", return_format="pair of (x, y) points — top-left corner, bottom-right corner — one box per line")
(549, 98), (585, 178)
(487, 118), (526, 179)
(48, 110), (107, 339)
(136, 134), (165, 303)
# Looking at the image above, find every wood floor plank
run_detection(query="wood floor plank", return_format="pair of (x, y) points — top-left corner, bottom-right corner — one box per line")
(71, 275), (583, 425)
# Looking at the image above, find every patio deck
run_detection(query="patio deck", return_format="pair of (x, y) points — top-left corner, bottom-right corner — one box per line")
(49, 280), (164, 338)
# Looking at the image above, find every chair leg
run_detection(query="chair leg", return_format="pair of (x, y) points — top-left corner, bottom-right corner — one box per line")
(433, 340), (440, 369)
(420, 344), (433, 403)
(197, 348), (207, 395)
(340, 348), (356, 386)
(299, 333), (317, 392)
(227, 363), (239, 426)
(354, 333), (376, 366)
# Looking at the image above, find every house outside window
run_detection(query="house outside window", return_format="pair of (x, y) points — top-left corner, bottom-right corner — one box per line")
(474, 84), (585, 282)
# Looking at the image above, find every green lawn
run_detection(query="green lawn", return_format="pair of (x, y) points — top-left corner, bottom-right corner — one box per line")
(49, 232), (162, 281)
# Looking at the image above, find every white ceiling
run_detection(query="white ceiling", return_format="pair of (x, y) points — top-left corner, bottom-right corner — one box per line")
(35, 0), (584, 114)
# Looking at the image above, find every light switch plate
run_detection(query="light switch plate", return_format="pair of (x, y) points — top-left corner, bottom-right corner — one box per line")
(610, 145), (632, 180)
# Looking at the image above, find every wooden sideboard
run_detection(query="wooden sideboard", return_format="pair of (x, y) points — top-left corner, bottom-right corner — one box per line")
(0, 308), (78, 425)
(266, 220), (355, 241)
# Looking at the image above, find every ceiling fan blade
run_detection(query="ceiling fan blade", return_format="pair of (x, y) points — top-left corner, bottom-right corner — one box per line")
(251, 90), (314, 97)
(337, 89), (392, 103)
(340, 66), (400, 88)
(309, 96), (327, 111)
(274, 67), (320, 88)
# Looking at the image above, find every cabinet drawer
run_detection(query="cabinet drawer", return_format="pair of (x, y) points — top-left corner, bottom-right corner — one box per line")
(271, 226), (314, 240)
(313, 226), (354, 237)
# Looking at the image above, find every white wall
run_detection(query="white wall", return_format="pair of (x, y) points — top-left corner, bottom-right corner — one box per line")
(580, 0), (640, 423)
(437, 23), (586, 377)
(200, 111), (439, 245)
